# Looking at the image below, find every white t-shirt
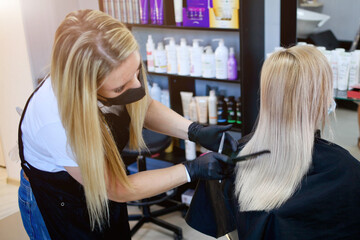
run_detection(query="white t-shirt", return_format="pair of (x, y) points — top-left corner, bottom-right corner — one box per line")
(21, 79), (78, 172)
(21, 79), (126, 172)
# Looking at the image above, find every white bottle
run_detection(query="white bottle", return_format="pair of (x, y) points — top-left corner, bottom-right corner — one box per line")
(213, 39), (229, 79)
(190, 39), (204, 77)
(177, 38), (190, 76)
(208, 90), (217, 125)
(201, 46), (216, 78)
(154, 42), (167, 73)
(161, 89), (170, 108)
(146, 35), (155, 72)
(164, 37), (178, 74)
(151, 83), (162, 102)
(189, 97), (198, 122)
(185, 140), (196, 160)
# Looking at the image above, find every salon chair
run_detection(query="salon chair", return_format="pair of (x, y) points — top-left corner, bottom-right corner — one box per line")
(122, 128), (187, 240)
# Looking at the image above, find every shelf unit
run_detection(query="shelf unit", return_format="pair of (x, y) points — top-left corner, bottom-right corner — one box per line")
(98, 0), (264, 136)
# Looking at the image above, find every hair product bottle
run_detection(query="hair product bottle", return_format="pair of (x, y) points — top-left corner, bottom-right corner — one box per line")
(154, 42), (167, 73)
(227, 47), (237, 80)
(227, 96), (236, 124)
(236, 97), (242, 128)
(146, 35), (155, 72)
(190, 39), (204, 77)
(217, 95), (227, 125)
(201, 46), (216, 78)
(208, 90), (217, 125)
(213, 39), (229, 79)
(177, 38), (190, 76)
(164, 37), (178, 74)
(151, 83), (162, 102)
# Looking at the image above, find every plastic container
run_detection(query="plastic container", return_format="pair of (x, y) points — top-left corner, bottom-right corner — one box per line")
(151, 83), (162, 102)
(213, 39), (229, 79)
(208, 90), (217, 125)
(164, 37), (178, 74)
(217, 95), (227, 125)
(146, 35), (155, 72)
(189, 97), (198, 122)
(154, 42), (167, 73)
(190, 39), (204, 77)
(177, 38), (190, 76)
(227, 96), (236, 124)
(201, 46), (216, 78)
(227, 47), (238, 80)
(185, 140), (196, 160)
(236, 97), (242, 127)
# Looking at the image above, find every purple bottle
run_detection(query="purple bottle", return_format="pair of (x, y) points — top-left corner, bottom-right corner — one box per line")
(227, 47), (238, 80)
(155, 0), (164, 25)
(149, 0), (156, 24)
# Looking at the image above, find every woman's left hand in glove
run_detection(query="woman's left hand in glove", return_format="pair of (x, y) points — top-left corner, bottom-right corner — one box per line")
(187, 122), (238, 153)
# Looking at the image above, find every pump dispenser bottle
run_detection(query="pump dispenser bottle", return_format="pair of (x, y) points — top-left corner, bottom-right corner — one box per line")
(164, 37), (178, 74)
(213, 39), (229, 79)
(177, 38), (190, 76)
(227, 47), (237, 80)
(146, 35), (155, 72)
(190, 39), (204, 77)
(154, 42), (167, 73)
(201, 46), (216, 78)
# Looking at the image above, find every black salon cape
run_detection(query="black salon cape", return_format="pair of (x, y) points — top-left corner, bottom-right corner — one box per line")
(185, 137), (360, 239)
(18, 80), (133, 239)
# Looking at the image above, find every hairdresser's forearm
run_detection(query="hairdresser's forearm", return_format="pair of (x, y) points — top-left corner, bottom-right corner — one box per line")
(108, 164), (188, 202)
(144, 99), (192, 140)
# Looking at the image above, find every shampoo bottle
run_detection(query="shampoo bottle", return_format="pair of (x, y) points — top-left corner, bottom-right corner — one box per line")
(146, 35), (155, 72)
(217, 95), (227, 125)
(164, 37), (178, 74)
(201, 46), (216, 78)
(213, 39), (229, 79)
(151, 83), (162, 102)
(190, 39), (204, 77)
(208, 90), (217, 125)
(227, 47), (238, 80)
(189, 97), (198, 122)
(154, 42), (167, 73)
(177, 38), (190, 76)
(227, 96), (236, 124)
(236, 97), (242, 128)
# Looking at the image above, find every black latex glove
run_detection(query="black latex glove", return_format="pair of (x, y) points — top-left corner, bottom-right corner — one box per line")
(183, 152), (234, 181)
(188, 122), (238, 153)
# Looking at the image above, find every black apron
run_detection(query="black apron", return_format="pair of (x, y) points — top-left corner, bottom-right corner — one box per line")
(185, 136), (360, 240)
(18, 80), (132, 239)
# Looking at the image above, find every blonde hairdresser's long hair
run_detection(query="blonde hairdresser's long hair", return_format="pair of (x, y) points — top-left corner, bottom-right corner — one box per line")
(51, 9), (148, 229)
(234, 46), (333, 211)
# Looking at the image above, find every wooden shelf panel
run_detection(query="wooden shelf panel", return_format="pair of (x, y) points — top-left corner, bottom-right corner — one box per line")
(147, 71), (241, 84)
(126, 23), (239, 32)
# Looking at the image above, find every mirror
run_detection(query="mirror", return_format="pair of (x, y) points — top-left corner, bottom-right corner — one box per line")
(297, 0), (360, 50)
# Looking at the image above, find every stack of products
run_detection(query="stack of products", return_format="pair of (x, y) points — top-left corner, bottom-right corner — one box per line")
(267, 44), (360, 95)
(146, 35), (238, 80)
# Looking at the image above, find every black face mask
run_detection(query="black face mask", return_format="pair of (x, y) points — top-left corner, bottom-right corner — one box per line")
(98, 86), (146, 106)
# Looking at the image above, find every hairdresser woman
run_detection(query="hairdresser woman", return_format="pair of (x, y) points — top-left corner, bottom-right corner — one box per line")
(18, 9), (237, 239)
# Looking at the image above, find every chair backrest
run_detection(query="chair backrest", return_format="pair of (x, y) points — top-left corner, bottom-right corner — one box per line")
(122, 129), (172, 157)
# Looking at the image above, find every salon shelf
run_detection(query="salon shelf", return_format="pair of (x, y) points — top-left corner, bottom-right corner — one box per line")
(334, 89), (360, 102)
(126, 23), (239, 32)
(147, 71), (241, 84)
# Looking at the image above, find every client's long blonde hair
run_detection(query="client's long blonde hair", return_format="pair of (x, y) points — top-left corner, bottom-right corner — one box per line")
(235, 46), (333, 211)
(51, 9), (149, 229)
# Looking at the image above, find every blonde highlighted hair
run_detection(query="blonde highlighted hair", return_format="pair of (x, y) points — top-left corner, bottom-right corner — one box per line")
(235, 45), (333, 211)
(51, 9), (148, 229)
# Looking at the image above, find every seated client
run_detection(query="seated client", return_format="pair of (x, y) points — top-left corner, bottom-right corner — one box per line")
(186, 45), (360, 240)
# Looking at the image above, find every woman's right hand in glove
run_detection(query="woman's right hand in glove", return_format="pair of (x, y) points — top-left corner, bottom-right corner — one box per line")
(182, 152), (233, 181)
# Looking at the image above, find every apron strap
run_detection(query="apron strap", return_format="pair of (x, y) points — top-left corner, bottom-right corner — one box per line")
(18, 79), (47, 174)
